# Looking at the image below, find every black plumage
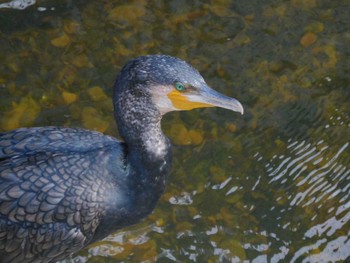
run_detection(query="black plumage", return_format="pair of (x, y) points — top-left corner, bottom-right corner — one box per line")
(0, 55), (243, 262)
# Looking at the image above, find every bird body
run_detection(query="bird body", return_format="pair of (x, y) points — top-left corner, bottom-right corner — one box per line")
(0, 127), (168, 262)
(0, 55), (243, 262)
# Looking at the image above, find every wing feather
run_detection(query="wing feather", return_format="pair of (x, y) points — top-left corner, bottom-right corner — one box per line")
(0, 127), (126, 262)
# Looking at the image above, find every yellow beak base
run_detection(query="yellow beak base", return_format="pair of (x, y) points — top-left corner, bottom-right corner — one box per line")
(167, 90), (214, 110)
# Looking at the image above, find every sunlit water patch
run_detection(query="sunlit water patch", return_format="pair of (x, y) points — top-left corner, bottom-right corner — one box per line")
(0, 0), (36, 10)
(252, 138), (350, 262)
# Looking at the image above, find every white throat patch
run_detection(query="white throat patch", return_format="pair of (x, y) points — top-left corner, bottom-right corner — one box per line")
(150, 85), (177, 115)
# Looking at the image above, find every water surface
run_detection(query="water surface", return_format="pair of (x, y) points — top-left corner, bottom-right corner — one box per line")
(0, 0), (349, 262)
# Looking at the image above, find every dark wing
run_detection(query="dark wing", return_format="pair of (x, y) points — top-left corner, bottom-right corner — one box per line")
(0, 127), (117, 158)
(0, 127), (126, 263)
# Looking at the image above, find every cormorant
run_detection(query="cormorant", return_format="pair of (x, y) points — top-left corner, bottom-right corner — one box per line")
(0, 55), (243, 262)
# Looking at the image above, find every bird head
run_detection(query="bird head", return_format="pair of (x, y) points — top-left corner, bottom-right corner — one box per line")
(115, 55), (243, 117)
(144, 55), (244, 115)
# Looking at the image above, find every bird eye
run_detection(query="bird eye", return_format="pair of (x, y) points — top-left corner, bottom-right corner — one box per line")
(174, 82), (186, 92)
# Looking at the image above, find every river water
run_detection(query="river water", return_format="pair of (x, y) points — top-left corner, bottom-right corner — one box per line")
(0, 0), (349, 262)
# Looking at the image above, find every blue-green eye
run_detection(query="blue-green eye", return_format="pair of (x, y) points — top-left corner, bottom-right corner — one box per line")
(175, 82), (186, 92)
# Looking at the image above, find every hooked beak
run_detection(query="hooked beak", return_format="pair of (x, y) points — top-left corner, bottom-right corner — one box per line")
(168, 85), (244, 115)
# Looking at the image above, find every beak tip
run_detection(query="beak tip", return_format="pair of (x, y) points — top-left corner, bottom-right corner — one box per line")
(240, 105), (244, 115)
(234, 101), (244, 115)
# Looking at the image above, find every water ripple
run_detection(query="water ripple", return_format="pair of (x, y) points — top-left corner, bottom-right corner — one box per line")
(0, 0), (36, 10)
(254, 137), (350, 261)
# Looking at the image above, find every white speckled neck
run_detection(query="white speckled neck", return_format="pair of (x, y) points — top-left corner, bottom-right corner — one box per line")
(140, 120), (169, 160)
(114, 85), (171, 164)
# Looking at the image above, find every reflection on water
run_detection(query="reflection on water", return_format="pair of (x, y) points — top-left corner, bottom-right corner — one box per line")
(254, 138), (349, 262)
(84, 129), (350, 262)
(0, 0), (349, 262)
(0, 0), (36, 10)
